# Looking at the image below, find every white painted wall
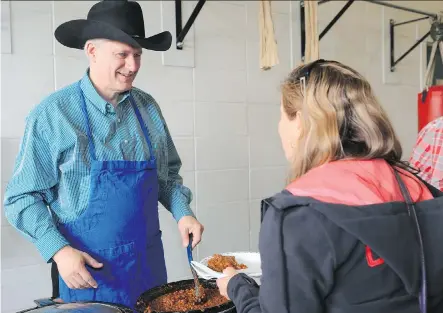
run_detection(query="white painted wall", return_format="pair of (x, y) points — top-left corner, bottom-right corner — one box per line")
(1, 1), (440, 312)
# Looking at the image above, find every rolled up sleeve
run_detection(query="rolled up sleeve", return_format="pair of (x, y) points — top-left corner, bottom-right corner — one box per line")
(3, 113), (69, 262)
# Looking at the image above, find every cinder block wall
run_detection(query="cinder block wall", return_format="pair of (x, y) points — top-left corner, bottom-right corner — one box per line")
(1, 1), (439, 312)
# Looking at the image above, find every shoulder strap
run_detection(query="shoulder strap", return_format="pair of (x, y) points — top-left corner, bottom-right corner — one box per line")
(393, 168), (427, 313)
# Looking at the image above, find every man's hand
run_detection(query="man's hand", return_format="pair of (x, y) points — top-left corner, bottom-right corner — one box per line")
(177, 216), (204, 249)
(53, 246), (103, 289)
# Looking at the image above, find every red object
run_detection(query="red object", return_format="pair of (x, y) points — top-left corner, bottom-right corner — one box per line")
(418, 85), (443, 132)
(365, 246), (385, 268)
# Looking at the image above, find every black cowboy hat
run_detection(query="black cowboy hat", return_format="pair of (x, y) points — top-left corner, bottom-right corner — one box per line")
(54, 0), (172, 51)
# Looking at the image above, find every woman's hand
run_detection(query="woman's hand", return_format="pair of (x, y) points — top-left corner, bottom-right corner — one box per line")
(216, 267), (238, 300)
(53, 246), (103, 289)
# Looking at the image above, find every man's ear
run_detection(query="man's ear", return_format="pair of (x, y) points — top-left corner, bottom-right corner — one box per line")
(85, 42), (97, 62)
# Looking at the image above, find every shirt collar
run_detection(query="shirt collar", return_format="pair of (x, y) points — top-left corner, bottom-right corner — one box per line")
(79, 69), (131, 115)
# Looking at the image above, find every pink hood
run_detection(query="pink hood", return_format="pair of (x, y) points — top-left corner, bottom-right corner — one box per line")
(286, 159), (433, 205)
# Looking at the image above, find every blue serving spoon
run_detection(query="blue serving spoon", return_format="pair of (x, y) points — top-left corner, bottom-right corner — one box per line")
(187, 234), (204, 304)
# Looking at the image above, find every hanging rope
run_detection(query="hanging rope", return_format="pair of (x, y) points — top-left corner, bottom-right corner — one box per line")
(304, 0), (319, 63)
(259, 0), (279, 70)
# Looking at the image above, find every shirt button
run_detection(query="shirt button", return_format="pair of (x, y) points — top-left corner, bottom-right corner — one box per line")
(118, 118), (121, 123)
(124, 140), (128, 144)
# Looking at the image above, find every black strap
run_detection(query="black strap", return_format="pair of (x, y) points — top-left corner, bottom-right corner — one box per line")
(421, 89), (428, 104)
(51, 261), (59, 299)
(393, 168), (427, 313)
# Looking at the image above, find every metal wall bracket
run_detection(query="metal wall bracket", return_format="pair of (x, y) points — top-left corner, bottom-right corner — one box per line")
(175, 0), (206, 50)
(361, 0), (437, 19)
(300, 0), (437, 67)
(390, 17), (431, 72)
(319, 0), (354, 40)
(300, 0), (355, 61)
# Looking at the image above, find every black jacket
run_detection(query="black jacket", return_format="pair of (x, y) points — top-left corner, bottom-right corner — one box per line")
(228, 160), (443, 313)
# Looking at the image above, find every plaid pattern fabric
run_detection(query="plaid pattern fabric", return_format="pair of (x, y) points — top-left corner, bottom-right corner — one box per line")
(409, 117), (443, 191)
(3, 71), (194, 262)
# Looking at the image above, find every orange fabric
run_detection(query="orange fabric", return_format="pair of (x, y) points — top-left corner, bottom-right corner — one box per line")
(286, 159), (433, 205)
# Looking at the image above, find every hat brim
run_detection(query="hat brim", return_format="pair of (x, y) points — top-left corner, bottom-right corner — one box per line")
(54, 19), (172, 51)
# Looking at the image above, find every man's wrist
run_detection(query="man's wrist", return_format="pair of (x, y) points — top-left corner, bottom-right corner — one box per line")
(172, 206), (195, 222)
(35, 228), (70, 263)
(52, 245), (71, 264)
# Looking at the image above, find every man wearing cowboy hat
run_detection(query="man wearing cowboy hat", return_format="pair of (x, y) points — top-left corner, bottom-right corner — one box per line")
(3, 0), (204, 308)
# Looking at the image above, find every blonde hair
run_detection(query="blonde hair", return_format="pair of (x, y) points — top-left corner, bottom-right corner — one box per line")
(281, 60), (404, 181)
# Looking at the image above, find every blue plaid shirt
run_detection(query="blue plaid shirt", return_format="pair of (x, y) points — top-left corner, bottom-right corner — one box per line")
(3, 71), (194, 262)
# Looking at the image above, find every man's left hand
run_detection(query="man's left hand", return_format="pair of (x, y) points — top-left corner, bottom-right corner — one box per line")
(177, 216), (204, 248)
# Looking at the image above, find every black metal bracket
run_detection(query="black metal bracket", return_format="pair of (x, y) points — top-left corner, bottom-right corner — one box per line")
(300, 0), (355, 61)
(300, 0), (437, 65)
(300, 1), (305, 60)
(361, 0), (437, 19)
(175, 0), (206, 50)
(390, 18), (431, 72)
(319, 0), (355, 40)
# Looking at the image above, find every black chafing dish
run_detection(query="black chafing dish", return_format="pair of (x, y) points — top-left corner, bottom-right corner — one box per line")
(18, 279), (236, 313)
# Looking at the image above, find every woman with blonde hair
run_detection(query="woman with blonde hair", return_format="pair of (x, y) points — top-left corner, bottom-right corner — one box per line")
(216, 59), (443, 313)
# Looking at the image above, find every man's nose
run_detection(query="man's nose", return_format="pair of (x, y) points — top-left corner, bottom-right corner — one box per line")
(126, 56), (140, 72)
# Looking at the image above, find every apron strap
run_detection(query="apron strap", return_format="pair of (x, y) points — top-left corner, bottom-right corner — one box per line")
(78, 82), (97, 161)
(392, 168), (427, 313)
(77, 81), (156, 163)
(129, 94), (155, 162)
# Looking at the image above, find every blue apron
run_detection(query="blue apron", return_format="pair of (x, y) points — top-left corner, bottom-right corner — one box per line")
(57, 82), (167, 308)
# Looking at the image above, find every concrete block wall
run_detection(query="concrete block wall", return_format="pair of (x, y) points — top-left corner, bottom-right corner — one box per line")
(1, 1), (440, 312)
